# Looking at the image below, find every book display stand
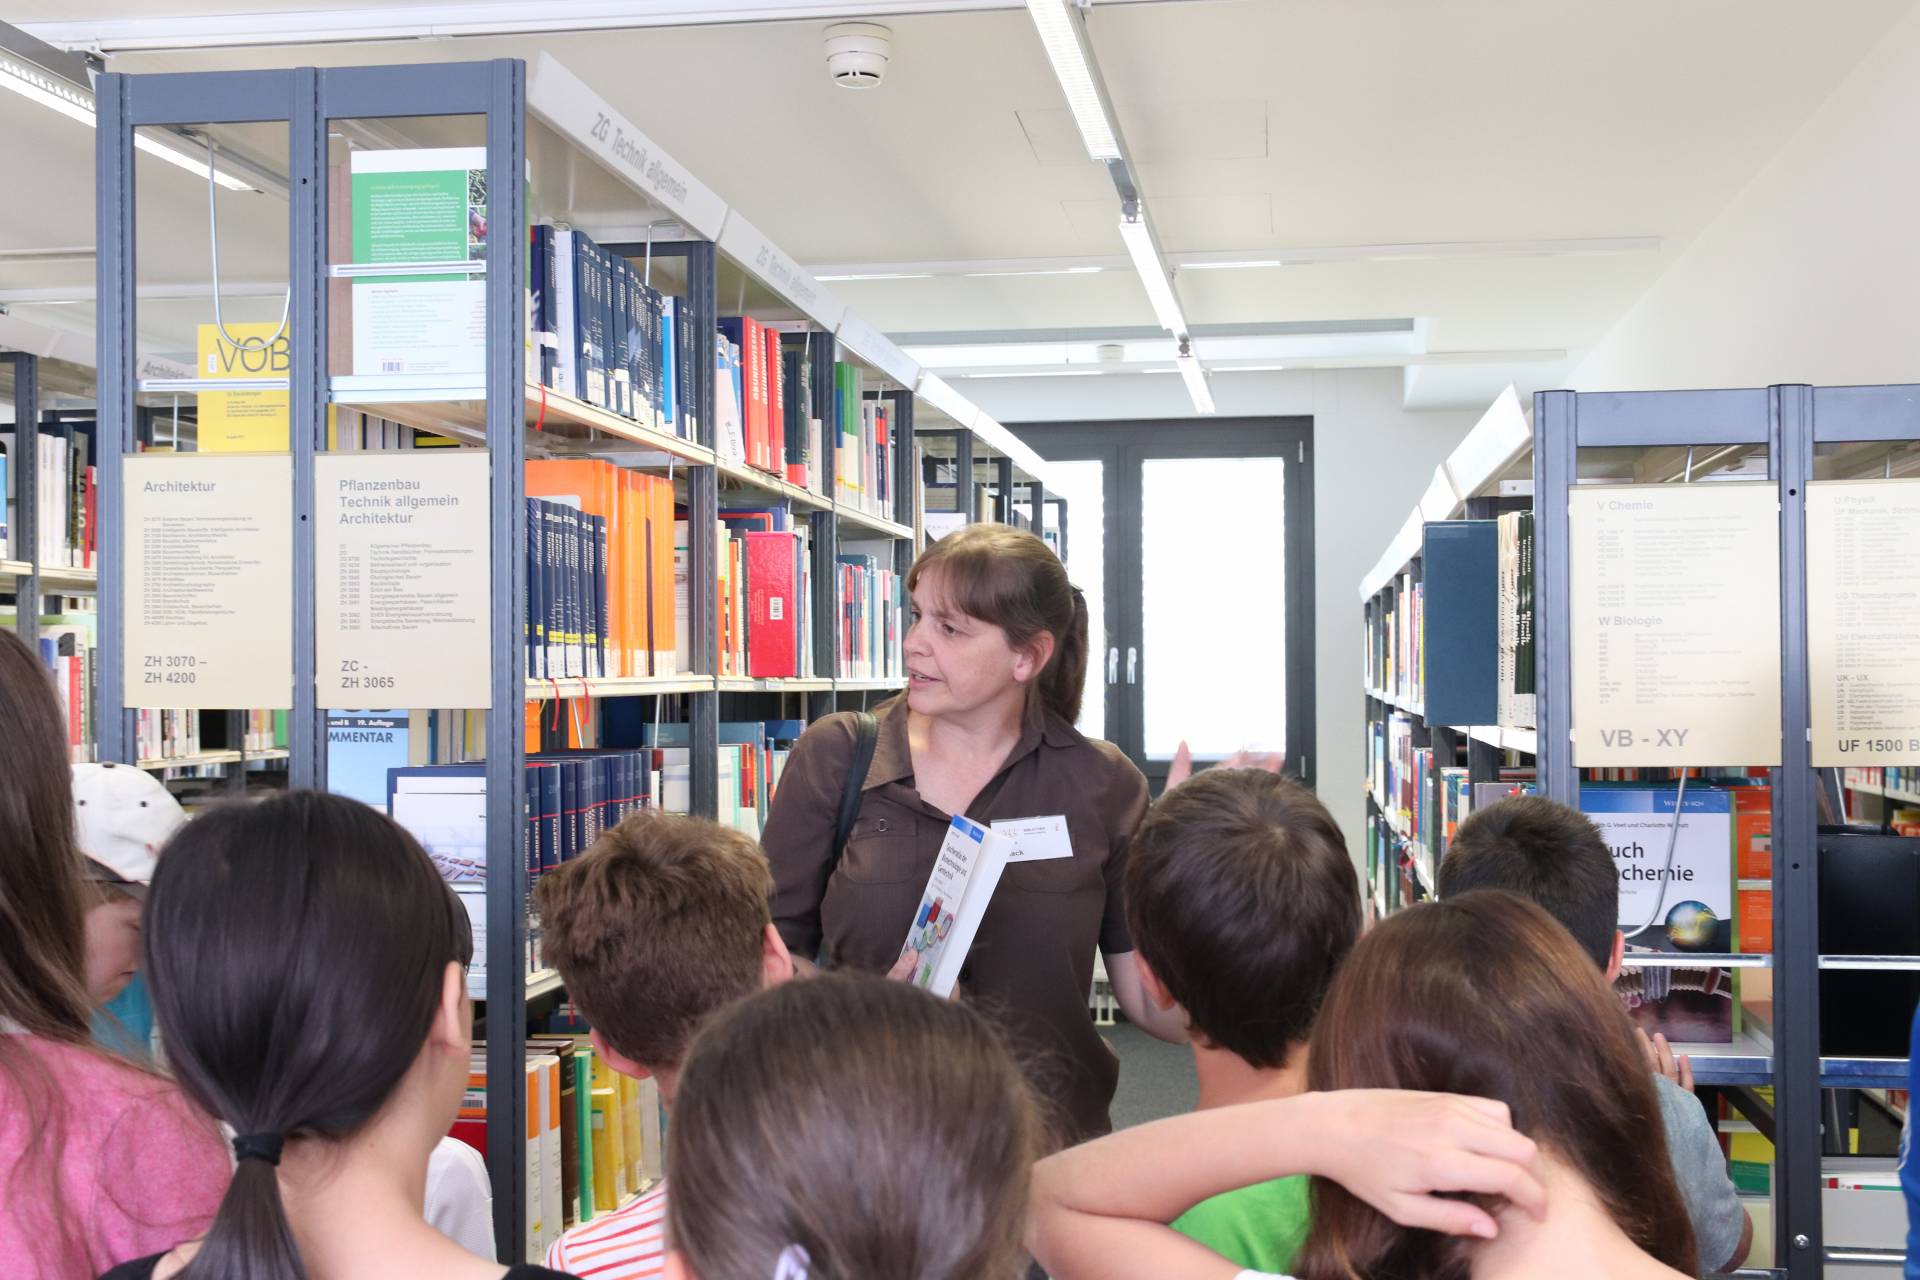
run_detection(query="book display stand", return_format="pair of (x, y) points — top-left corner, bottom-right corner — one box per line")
(91, 54), (1049, 1261)
(1366, 383), (1920, 1275)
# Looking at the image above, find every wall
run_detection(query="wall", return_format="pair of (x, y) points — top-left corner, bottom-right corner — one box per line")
(1572, 2), (1920, 391)
(967, 365), (1475, 862)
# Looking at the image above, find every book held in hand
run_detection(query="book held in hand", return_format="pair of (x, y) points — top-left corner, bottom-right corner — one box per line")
(899, 815), (1013, 997)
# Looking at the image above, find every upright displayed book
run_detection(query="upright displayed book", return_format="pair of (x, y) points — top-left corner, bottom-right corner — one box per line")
(1584, 785), (1738, 1044)
(1497, 510), (1536, 730)
(0, 421), (95, 569)
(901, 816), (1013, 997)
(349, 147), (489, 378)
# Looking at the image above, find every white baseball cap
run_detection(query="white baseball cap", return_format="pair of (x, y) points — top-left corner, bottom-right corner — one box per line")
(72, 762), (187, 898)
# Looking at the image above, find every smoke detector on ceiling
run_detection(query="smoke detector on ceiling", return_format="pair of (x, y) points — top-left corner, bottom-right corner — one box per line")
(824, 23), (891, 88)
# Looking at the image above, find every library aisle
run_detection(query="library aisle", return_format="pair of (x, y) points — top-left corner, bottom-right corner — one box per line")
(1, 4), (1918, 1279)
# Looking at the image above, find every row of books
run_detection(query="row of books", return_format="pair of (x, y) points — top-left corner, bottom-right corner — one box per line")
(525, 459), (683, 682)
(717, 316), (805, 485)
(837, 552), (906, 681)
(1364, 569), (1425, 709)
(453, 1036), (664, 1259)
(0, 422), (95, 568)
(1496, 511), (1537, 730)
(1843, 765), (1920, 802)
(532, 224), (697, 442)
(718, 507), (814, 679)
(837, 380), (900, 520)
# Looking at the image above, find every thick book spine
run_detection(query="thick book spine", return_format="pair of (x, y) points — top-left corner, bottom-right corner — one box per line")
(589, 513), (609, 681)
(525, 497), (545, 681)
(554, 229), (579, 401)
(659, 296), (678, 434)
(608, 255), (631, 419)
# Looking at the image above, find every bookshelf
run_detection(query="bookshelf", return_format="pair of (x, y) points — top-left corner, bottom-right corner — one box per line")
(914, 407), (1065, 554)
(1522, 383), (1920, 1278)
(92, 54), (1047, 1263)
(1361, 384), (1920, 1273)
(1359, 387), (1534, 919)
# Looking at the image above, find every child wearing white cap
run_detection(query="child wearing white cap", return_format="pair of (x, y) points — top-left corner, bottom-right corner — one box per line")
(72, 762), (187, 1010)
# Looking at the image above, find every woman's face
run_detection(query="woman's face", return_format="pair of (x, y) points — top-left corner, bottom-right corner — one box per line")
(904, 573), (1033, 718)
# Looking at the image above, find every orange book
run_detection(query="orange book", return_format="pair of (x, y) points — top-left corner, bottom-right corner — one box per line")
(619, 470), (647, 678)
(1734, 789), (1772, 880)
(648, 473), (677, 676)
(1739, 887), (1772, 954)
(526, 460), (628, 679)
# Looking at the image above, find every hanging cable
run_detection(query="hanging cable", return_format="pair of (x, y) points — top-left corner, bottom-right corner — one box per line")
(1624, 769), (1689, 939)
(205, 134), (291, 357)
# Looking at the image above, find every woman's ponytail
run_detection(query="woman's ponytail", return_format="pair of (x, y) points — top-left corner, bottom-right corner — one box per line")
(1040, 586), (1089, 724)
(907, 523), (1087, 726)
(184, 1150), (304, 1280)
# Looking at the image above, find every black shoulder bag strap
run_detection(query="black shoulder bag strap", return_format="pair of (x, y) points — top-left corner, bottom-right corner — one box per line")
(831, 712), (881, 871)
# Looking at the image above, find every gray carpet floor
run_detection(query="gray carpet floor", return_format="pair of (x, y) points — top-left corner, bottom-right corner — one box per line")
(1104, 1021), (1198, 1131)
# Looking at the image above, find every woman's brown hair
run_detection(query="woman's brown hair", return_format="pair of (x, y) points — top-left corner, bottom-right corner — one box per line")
(0, 627), (109, 1273)
(1295, 891), (1698, 1279)
(908, 523), (1087, 723)
(668, 973), (1039, 1280)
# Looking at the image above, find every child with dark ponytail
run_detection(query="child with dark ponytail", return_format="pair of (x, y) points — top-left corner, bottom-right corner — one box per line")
(101, 790), (579, 1280)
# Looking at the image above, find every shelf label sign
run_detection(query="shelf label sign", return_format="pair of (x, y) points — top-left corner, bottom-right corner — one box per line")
(124, 453), (294, 709)
(716, 208), (845, 332)
(315, 450), (493, 710)
(526, 54), (728, 241)
(1570, 482), (1781, 767)
(1808, 479), (1920, 764)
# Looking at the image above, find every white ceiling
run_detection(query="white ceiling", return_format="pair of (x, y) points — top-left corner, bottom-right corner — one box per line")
(4, 0), (1914, 407)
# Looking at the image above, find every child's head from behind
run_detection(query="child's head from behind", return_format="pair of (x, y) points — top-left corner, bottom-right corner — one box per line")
(1124, 768), (1359, 1067)
(1437, 795), (1619, 970)
(73, 761), (187, 1003)
(666, 973), (1038, 1280)
(535, 811), (788, 1090)
(144, 790), (474, 1274)
(1296, 891), (1696, 1279)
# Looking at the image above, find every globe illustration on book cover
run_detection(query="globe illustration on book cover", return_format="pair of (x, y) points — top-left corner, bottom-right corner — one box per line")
(1664, 900), (1719, 950)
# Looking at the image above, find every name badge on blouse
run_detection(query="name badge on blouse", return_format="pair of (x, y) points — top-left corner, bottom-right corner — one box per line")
(993, 815), (1073, 862)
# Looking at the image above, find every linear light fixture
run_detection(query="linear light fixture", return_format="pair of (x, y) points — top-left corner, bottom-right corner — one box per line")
(0, 47), (254, 191)
(1024, 0), (1121, 162)
(961, 265), (1104, 278)
(1179, 258), (1283, 271)
(1117, 208), (1187, 339)
(813, 271), (935, 282)
(1176, 340), (1216, 414)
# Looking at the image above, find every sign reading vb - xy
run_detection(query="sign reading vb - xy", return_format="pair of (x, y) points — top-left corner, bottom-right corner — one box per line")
(1597, 728), (1691, 749)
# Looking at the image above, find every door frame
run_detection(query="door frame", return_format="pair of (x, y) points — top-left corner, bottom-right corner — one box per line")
(1012, 416), (1316, 793)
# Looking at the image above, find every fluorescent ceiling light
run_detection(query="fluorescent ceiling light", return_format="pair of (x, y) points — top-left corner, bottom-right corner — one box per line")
(1179, 259), (1283, 271)
(0, 51), (253, 191)
(1176, 349), (1215, 414)
(1118, 212), (1187, 338)
(1024, 0), (1120, 162)
(814, 271), (934, 282)
(961, 265), (1104, 278)
(954, 369), (1105, 379)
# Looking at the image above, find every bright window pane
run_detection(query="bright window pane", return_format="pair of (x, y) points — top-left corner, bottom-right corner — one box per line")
(1047, 460), (1106, 742)
(1142, 457), (1285, 758)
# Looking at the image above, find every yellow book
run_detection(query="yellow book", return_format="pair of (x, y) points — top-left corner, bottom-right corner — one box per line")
(589, 1086), (626, 1211)
(617, 1071), (644, 1194)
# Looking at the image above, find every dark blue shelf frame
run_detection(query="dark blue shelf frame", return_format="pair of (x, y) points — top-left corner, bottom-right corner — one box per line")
(1535, 384), (1919, 1277)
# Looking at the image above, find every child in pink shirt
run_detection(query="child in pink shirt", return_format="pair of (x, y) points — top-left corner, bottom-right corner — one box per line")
(0, 630), (226, 1277)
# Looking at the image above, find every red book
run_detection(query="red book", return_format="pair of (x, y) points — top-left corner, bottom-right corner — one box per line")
(745, 530), (799, 678)
(766, 328), (789, 480)
(450, 1117), (489, 1160)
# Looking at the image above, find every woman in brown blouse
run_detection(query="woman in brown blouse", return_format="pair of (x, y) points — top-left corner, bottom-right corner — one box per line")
(763, 523), (1186, 1147)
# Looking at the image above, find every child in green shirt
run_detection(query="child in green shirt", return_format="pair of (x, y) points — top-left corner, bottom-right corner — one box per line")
(1124, 765), (1362, 1274)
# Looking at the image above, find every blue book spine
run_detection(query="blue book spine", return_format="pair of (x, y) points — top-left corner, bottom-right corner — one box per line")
(625, 264), (645, 425)
(609, 254), (632, 419)
(573, 234), (603, 408)
(587, 513), (608, 680)
(560, 504), (581, 679)
(640, 280), (660, 429)
(541, 502), (564, 682)
(658, 296), (677, 433)
(525, 498), (544, 681)
(539, 765), (561, 872)
(596, 239), (616, 413)
(675, 297), (697, 440)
